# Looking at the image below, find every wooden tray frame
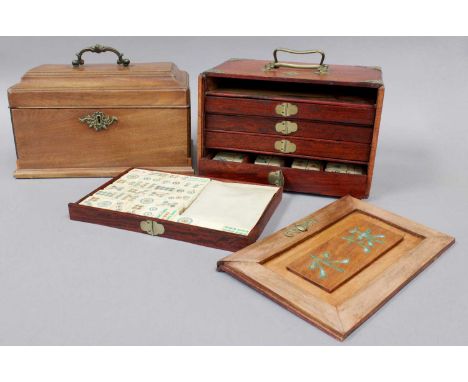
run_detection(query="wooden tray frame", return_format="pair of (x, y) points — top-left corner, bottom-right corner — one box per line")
(68, 168), (282, 252)
(217, 196), (454, 340)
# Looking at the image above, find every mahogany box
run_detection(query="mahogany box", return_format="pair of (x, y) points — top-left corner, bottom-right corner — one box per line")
(197, 49), (385, 198)
(8, 44), (193, 178)
(68, 168), (282, 251)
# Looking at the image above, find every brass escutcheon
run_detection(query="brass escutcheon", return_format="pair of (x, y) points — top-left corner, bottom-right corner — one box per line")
(274, 139), (297, 154)
(275, 102), (298, 117)
(140, 220), (165, 236)
(275, 120), (298, 135)
(79, 111), (118, 131)
(268, 170), (284, 187)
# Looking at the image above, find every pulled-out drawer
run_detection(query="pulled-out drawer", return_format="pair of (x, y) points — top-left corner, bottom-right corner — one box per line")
(198, 157), (368, 198)
(204, 131), (370, 163)
(205, 114), (373, 144)
(205, 96), (376, 126)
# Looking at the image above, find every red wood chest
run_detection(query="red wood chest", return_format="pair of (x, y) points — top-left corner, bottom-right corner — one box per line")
(197, 49), (384, 198)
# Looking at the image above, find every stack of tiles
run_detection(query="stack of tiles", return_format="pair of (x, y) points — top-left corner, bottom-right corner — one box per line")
(325, 162), (364, 175)
(79, 169), (210, 221)
(213, 151), (248, 163)
(291, 159), (323, 171)
(254, 155), (285, 167)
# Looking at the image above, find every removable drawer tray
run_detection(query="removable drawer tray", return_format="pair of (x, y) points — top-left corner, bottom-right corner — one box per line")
(198, 158), (368, 198)
(205, 114), (373, 144)
(205, 96), (376, 126)
(204, 131), (370, 162)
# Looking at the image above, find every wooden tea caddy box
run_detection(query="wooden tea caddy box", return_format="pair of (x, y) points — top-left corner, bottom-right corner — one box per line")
(198, 49), (384, 198)
(8, 45), (193, 178)
(69, 168), (282, 251)
(218, 196), (454, 340)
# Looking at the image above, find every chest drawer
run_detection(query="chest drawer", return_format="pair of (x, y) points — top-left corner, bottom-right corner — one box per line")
(205, 96), (376, 125)
(198, 157), (368, 198)
(205, 114), (373, 144)
(204, 131), (370, 162)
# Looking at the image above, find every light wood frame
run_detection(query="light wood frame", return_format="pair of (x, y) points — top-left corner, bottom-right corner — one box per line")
(217, 196), (455, 341)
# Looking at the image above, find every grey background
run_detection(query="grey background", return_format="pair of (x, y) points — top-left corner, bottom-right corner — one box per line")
(0, 37), (466, 345)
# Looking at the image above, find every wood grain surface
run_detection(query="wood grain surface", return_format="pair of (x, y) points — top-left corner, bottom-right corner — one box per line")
(204, 130), (370, 162)
(205, 114), (373, 143)
(69, 168), (283, 251)
(198, 157), (368, 198)
(286, 220), (403, 292)
(204, 59), (384, 88)
(218, 196), (455, 341)
(9, 62), (192, 178)
(205, 96), (376, 125)
(197, 58), (385, 197)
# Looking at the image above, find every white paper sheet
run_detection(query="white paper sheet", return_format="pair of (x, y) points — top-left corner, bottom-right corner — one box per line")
(179, 180), (278, 235)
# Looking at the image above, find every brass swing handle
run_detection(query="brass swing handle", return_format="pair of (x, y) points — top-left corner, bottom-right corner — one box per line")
(265, 48), (326, 70)
(72, 44), (130, 67)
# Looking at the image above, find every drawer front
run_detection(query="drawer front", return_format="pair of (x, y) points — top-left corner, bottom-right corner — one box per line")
(205, 96), (376, 125)
(205, 114), (373, 144)
(198, 158), (368, 198)
(204, 131), (370, 162)
(12, 108), (190, 169)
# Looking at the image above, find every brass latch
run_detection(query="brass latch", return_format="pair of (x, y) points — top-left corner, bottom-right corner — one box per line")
(268, 170), (284, 187)
(275, 121), (298, 135)
(274, 139), (297, 154)
(284, 218), (318, 237)
(275, 102), (298, 117)
(140, 220), (165, 236)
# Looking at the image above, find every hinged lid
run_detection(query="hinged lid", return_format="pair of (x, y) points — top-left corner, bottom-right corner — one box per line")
(8, 46), (189, 108)
(204, 48), (383, 88)
(218, 196), (454, 341)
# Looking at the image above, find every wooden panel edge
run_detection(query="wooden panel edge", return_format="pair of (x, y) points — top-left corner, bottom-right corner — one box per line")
(247, 186), (283, 240)
(352, 197), (454, 239)
(336, 236), (455, 337)
(196, 73), (206, 170)
(68, 202), (252, 252)
(218, 261), (345, 341)
(366, 86), (385, 197)
(219, 195), (358, 264)
(14, 165), (194, 179)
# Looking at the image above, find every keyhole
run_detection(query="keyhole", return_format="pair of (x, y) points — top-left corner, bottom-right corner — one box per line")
(96, 115), (102, 124)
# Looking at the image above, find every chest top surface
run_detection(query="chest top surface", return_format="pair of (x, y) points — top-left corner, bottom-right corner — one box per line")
(11, 62), (188, 90)
(8, 62), (189, 108)
(204, 59), (383, 88)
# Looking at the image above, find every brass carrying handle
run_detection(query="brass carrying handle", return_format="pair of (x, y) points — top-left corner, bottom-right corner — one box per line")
(72, 44), (130, 67)
(265, 48), (326, 70)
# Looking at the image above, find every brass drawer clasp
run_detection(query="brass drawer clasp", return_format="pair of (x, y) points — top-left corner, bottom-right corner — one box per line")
(275, 120), (298, 135)
(275, 102), (298, 117)
(140, 220), (165, 236)
(274, 139), (297, 154)
(268, 170), (284, 187)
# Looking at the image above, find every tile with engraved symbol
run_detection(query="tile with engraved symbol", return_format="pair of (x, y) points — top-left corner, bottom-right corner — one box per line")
(287, 222), (403, 292)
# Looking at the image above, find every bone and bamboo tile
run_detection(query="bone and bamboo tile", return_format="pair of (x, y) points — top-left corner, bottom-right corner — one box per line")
(254, 155), (285, 167)
(213, 151), (249, 163)
(291, 159), (323, 171)
(325, 162), (365, 175)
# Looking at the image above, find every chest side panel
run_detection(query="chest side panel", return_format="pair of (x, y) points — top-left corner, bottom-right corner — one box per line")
(12, 108), (190, 169)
